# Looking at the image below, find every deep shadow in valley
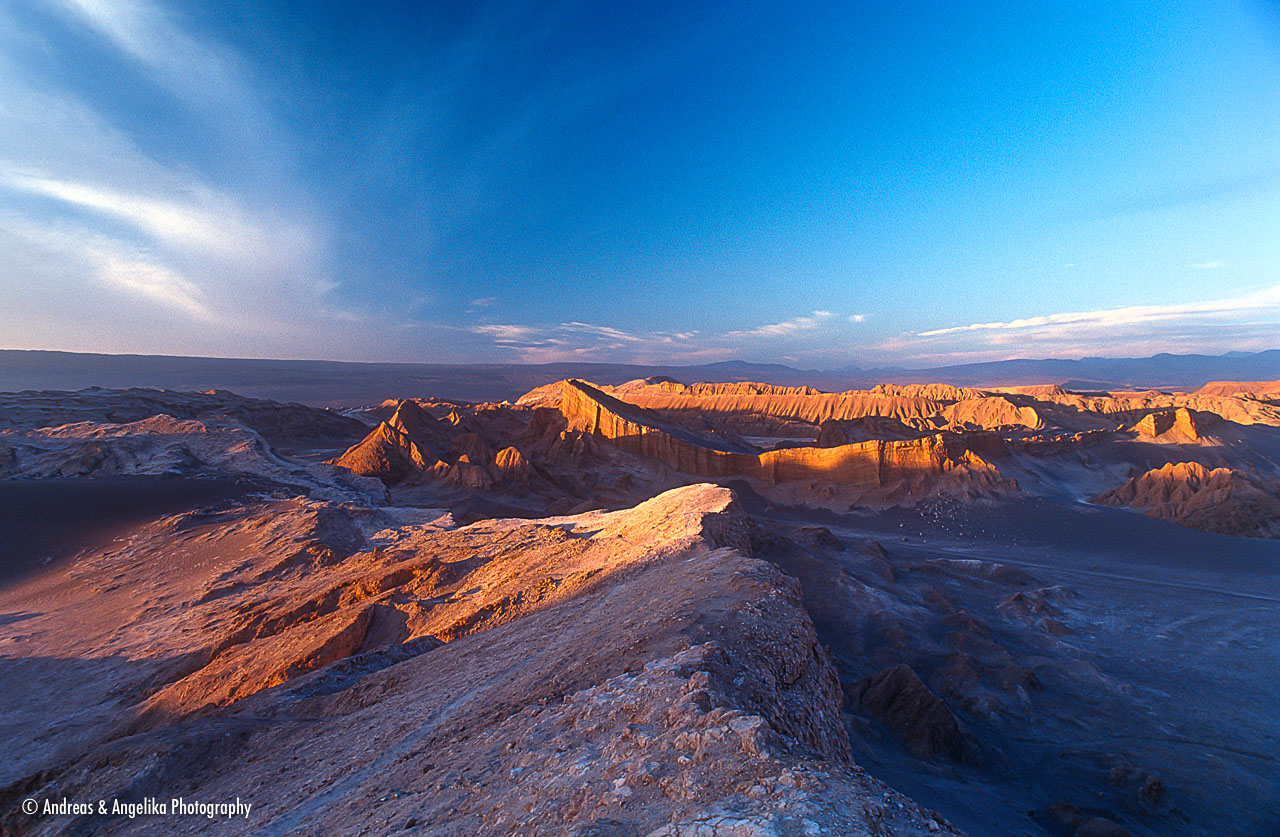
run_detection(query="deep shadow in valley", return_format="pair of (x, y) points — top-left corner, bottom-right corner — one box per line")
(748, 493), (1280, 837)
(0, 478), (264, 585)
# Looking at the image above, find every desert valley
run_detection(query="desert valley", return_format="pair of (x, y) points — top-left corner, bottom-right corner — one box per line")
(1, 360), (1278, 836)
(3, 2), (1278, 833)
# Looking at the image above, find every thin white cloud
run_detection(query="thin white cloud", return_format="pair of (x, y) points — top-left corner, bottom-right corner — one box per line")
(557, 322), (643, 342)
(55, 0), (261, 125)
(1, 172), (294, 262)
(0, 0), (347, 342)
(848, 313), (867, 323)
(727, 310), (835, 339)
(919, 284), (1280, 337)
(470, 324), (541, 342)
(1190, 260), (1223, 270)
(6, 219), (213, 319)
(469, 310), (868, 363)
(92, 249), (210, 318)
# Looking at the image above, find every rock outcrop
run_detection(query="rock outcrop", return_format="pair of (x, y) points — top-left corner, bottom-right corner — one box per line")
(594, 379), (948, 426)
(942, 396), (1044, 431)
(489, 445), (532, 485)
(0, 485), (958, 837)
(556, 379), (1006, 500)
(1127, 407), (1213, 441)
(846, 664), (971, 761)
(1192, 379), (1280, 399)
(329, 400), (455, 482)
(0, 414), (381, 502)
(1094, 462), (1280, 538)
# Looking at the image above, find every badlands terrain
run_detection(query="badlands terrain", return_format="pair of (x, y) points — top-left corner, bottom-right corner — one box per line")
(1, 375), (1279, 835)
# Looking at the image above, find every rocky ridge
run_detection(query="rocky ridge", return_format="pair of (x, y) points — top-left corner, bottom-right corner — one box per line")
(1094, 462), (1280, 538)
(0, 485), (956, 836)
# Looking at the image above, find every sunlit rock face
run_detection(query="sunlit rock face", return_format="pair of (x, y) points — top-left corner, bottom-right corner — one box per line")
(5, 377), (1280, 836)
(1094, 461), (1280, 538)
(322, 373), (1280, 528)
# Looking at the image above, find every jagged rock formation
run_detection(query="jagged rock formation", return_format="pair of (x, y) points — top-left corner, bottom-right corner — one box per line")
(490, 445), (532, 484)
(329, 400), (455, 481)
(0, 485), (956, 836)
(942, 396), (1045, 431)
(328, 400), (560, 514)
(1127, 407), (1214, 442)
(817, 416), (925, 446)
(846, 664), (971, 761)
(555, 380), (1007, 503)
(5, 381), (1280, 835)
(330, 375), (1280, 515)
(1040, 390), (1280, 427)
(1094, 462), (1280, 538)
(594, 377), (1280, 432)
(871, 383), (987, 401)
(990, 384), (1068, 398)
(586, 380), (948, 427)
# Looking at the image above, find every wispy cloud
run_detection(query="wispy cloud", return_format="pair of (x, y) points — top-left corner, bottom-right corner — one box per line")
(55, 0), (264, 132)
(726, 310), (835, 339)
(1190, 260), (1223, 270)
(0, 0), (350, 350)
(557, 322), (643, 342)
(92, 248), (211, 319)
(469, 310), (866, 363)
(1, 172), (301, 262)
(470, 323), (543, 343)
(468, 321), (693, 362)
(919, 284), (1280, 338)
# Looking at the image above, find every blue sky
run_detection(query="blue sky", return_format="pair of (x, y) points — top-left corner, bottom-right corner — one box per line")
(0, 0), (1277, 367)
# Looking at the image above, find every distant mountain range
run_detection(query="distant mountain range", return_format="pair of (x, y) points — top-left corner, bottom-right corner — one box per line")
(2, 349), (1278, 406)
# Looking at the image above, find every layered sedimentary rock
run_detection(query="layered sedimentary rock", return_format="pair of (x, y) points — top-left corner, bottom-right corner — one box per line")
(989, 384), (1068, 398)
(1127, 407), (1213, 442)
(942, 396), (1045, 431)
(871, 383), (987, 401)
(556, 379), (1004, 496)
(1038, 391), (1280, 427)
(328, 375), (1280, 517)
(1094, 462), (1280, 538)
(584, 379), (948, 427)
(817, 416), (925, 445)
(525, 377), (1280, 444)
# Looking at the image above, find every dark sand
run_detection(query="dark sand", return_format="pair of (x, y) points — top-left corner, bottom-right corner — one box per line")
(753, 492), (1280, 837)
(0, 478), (262, 585)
